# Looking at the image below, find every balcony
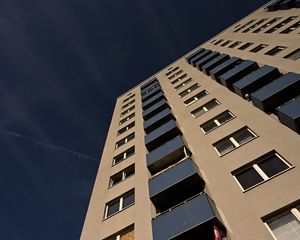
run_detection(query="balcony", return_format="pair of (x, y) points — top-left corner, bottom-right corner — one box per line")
(149, 158), (205, 213)
(143, 99), (169, 121)
(233, 65), (280, 99)
(202, 54), (230, 75)
(147, 136), (186, 174)
(142, 88), (162, 102)
(209, 57), (242, 82)
(144, 108), (174, 134)
(251, 72), (300, 112)
(141, 78), (158, 91)
(189, 49), (212, 67)
(145, 119), (181, 151)
(186, 48), (204, 64)
(276, 95), (300, 133)
(219, 60), (259, 89)
(195, 51), (220, 71)
(152, 193), (226, 240)
(142, 92), (165, 110)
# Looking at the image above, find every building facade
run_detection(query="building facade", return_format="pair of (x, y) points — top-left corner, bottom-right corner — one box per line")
(81, 1), (300, 239)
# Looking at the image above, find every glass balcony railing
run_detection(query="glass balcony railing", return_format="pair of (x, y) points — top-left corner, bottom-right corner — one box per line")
(251, 72), (300, 112)
(152, 192), (226, 240)
(194, 51), (220, 71)
(233, 65), (280, 99)
(202, 54), (230, 76)
(142, 92), (165, 110)
(149, 158), (204, 213)
(143, 99), (169, 121)
(145, 119), (181, 151)
(144, 108), (174, 134)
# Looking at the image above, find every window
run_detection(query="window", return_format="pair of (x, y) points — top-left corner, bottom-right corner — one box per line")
(119, 113), (135, 125)
(104, 189), (135, 218)
(191, 99), (220, 118)
(265, 46), (286, 56)
(265, 205), (300, 240)
(168, 69), (183, 80)
(109, 164), (135, 188)
(281, 21), (300, 34)
(175, 78), (193, 90)
(214, 39), (224, 45)
(122, 99), (135, 109)
(221, 40), (232, 47)
(184, 90), (208, 106)
(233, 151), (293, 191)
(213, 127), (256, 156)
(120, 105), (135, 117)
(171, 73), (187, 85)
(115, 133), (135, 149)
(117, 122), (135, 136)
(113, 146), (135, 165)
(104, 225), (134, 240)
(265, 17), (297, 33)
(284, 48), (300, 60)
(123, 94), (135, 103)
(179, 83), (200, 98)
(166, 66), (179, 76)
(201, 111), (235, 133)
(253, 17), (282, 33)
(233, 19), (256, 32)
(238, 42), (253, 50)
(228, 41), (242, 48)
(242, 18), (268, 33)
(250, 44), (268, 53)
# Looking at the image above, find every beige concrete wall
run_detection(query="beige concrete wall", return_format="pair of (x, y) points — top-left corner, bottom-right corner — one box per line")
(81, 4), (300, 240)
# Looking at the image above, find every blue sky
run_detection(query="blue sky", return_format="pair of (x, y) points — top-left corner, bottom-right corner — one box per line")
(0, 0), (267, 239)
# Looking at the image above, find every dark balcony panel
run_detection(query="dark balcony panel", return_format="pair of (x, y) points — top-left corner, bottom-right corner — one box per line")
(220, 60), (259, 90)
(149, 158), (205, 212)
(145, 120), (181, 151)
(267, 0), (283, 11)
(194, 51), (220, 71)
(143, 99), (169, 121)
(142, 88), (162, 102)
(296, 0), (300, 7)
(276, 96), (300, 133)
(209, 57), (241, 82)
(233, 65), (281, 99)
(152, 193), (226, 240)
(251, 72), (300, 113)
(186, 48), (205, 64)
(147, 136), (186, 175)
(190, 49), (212, 67)
(141, 78), (158, 91)
(142, 92), (165, 110)
(141, 81), (160, 95)
(279, 0), (295, 9)
(144, 108), (174, 134)
(202, 54), (230, 75)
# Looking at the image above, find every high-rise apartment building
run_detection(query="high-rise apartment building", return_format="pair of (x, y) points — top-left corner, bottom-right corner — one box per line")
(81, 1), (300, 239)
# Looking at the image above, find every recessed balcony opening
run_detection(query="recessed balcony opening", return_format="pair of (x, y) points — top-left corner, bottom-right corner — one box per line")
(145, 120), (181, 152)
(147, 136), (189, 175)
(150, 159), (205, 214)
(152, 193), (226, 240)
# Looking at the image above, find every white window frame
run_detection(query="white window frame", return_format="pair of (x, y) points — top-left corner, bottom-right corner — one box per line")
(112, 147), (135, 166)
(117, 121), (135, 136)
(120, 105), (135, 117)
(264, 205), (300, 240)
(109, 164), (135, 188)
(179, 83), (200, 98)
(168, 69), (183, 80)
(115, 133), (135, 149)
(104, 190), (135, 219)
(184, 90), (208, 107)
(171, 74), (188, 85)
(191, 99), (219, 118)
(201, 111), (235, 134)
(174, 77), (193, 89)
(213, 127), (257, 156)
(119, 113), (135, 125)
(233, 152), (293, 192)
